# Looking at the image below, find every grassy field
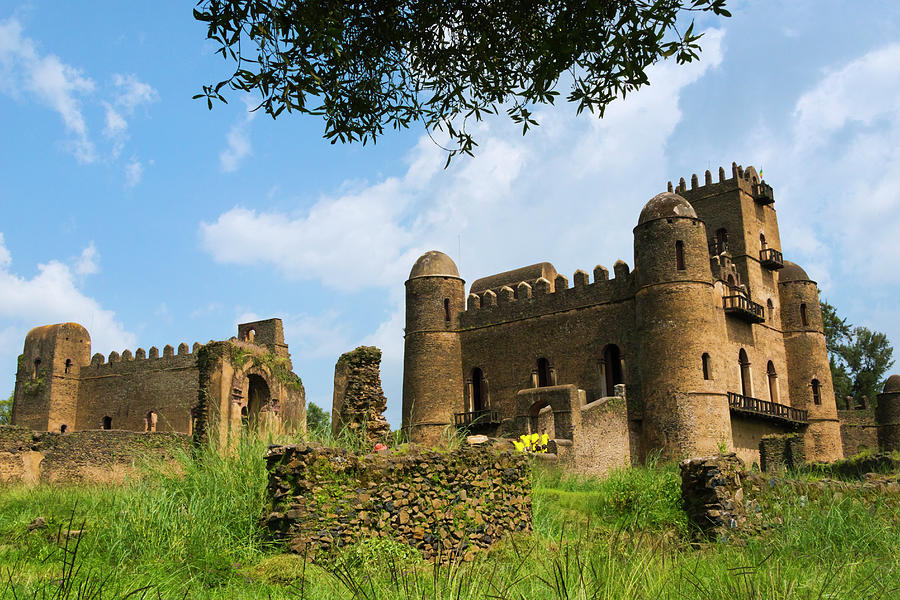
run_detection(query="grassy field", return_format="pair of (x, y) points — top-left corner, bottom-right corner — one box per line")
(0, 440), (898, 599)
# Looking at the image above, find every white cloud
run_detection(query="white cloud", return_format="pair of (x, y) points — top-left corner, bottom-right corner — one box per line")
(219, 96), (258, 172)
(112, 73), (158, 112)
(124, 159), (143, 188)
(74, 242), (99, 275)
(0, 234), (136, 362)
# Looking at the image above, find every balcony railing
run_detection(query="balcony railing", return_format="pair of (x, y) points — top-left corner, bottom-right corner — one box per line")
(753, 182), (775, 205)
(759, 248), (784, 270)
(454, 409), (500, 429)
(723, 293), (765, 323)
(728, 391), (808, 425)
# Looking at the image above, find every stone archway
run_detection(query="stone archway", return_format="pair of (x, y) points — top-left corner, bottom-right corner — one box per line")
(246, 373), (271, 429)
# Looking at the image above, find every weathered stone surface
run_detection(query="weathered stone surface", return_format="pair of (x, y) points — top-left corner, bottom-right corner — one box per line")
(332, 346), (390, 444)
(759, 433), (805, 473)
(263, 442), (532, 563)
(680, 453), (746, 540)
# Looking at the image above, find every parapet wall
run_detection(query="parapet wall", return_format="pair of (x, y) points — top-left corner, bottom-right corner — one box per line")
(0, 425), (189, 484)
(460, 264), (634, 329)
(263, 442), (532, 563)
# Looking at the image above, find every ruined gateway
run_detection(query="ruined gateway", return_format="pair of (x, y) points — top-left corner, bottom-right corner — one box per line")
(10, 318), (306, 446)
(401, 164), (846, 471)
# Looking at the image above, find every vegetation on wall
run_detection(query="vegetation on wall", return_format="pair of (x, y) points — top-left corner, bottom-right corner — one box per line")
(822, 299), (895, 409)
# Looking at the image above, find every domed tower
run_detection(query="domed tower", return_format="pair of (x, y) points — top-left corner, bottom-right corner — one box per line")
(402, 251), (465, 444)
(12, 322), (91, 432)
(778, 262), (843, 462)
(634, 192), (731, 459)
(876, 374), (900, 452)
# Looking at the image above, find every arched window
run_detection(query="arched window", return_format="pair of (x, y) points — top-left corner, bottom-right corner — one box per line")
(33, 358), (41, 378)
(812, 379), (821, 405)
(246, 374), (271, 430)
(64, 358), (73, 374)
(675, 240), (685, 270)
(760, 232), (767, 250)
(727, 274), (736, 289)
(800, 303), (809, 327)
(767, 361), (778, 404)
(702, 353), (711, 380)
(600, 345), (624, 396)
(767, 299), (774, 321)
(715, 228), (728, 253)
(102, 416), (112, 430)
(739, 349), (752, 398)
(245, 328), (256, 343)
(471, 368), (485, 411)
(536, 358), (551, 387)
(444, 298), (451, 323)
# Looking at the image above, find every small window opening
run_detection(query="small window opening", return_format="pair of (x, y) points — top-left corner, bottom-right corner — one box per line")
(812, 379), (821, 405)
(715, 228), (728, 253)
(739, 349), (752, 397)
(64, 358), (73, 374)
(471, 368), (485, 411)
(145, 410), (158, 432)
(800, 303), (809, 327)
(246, 328), (256, 343)
(675, 240), (685, 270)
(33, 358), (41, 378)
(760, 233), (767, 250)
(537, 358), (551, 387)
(767, 298), (774, 321)
(767, 361), (779, 404)
(102, 416), (112, 430)
(702, 353), (711, 380)
(600, 345), (624, 396)
(60, 424), (68, 433)
(443, 298), (451, 323)
(727, 274), (736, 288)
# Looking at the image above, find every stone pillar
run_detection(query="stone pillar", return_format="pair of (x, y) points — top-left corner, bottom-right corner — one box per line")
(680, 453), (746, 539)
(332, 346), (390, 444)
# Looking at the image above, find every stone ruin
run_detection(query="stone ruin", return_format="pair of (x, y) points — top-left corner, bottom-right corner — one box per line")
(331, 346), (390, 444)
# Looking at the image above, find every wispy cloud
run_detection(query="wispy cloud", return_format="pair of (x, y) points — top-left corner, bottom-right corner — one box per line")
(219, 96), (258, 172)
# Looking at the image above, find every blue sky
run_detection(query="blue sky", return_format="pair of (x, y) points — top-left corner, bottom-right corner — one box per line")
(2, 1), (900, 426)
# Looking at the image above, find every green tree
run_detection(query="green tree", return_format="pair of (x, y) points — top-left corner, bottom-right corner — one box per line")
(194, 0), (730, 162)
(306, 401), (331, 434)
(820, 299), (894, 409)
(0, 392), (11, 426)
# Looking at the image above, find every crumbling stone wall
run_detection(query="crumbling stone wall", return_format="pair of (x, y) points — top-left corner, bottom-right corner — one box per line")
(838, 409), (878, 456)
(331, 346), (389, 443)
(0, 425), (189, 484)
(759, 433), (805, 473)
(680, 453), (746, 539)
(263, 442), (531, 562)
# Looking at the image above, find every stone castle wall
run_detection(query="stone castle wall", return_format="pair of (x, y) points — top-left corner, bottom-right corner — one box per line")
(0, 425), (189, 484)
(838, 409), (879, 456)
(263, 443), (531, 563)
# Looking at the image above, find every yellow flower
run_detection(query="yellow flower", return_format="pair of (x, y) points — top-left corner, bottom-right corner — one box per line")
(540, 433), (549, 446)
(513, 441), (525, 452)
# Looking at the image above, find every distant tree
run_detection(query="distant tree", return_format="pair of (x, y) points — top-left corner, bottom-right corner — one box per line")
(194, 0), (731, 163)
(821, 299), (894, 409)
(0, 392), (11, 425)
(306, 402), (331, 434)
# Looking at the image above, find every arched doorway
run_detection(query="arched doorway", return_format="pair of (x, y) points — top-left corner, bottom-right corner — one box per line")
(600, 345), (624, 397)
(739, 349), (752, 397)
(245, 374), (271, 429)
(471, 368), (485, 411)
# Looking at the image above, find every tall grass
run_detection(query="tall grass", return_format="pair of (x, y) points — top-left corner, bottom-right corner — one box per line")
(1, 441), (898, 599)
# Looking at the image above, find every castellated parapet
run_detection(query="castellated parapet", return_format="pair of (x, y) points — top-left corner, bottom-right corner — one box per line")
(11, 318), (306, 446)
(402, 163), (846, 471)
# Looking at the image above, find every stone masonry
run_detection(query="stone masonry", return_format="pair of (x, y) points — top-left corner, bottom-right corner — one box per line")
(331, 346), (390, 444)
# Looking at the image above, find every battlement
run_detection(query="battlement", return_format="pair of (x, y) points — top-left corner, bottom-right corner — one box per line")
(460, 261), (634, 329)
(80, 341), (203, 375)
(668, 163), (773, 205)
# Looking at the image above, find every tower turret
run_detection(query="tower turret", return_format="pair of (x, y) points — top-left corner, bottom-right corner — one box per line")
(12, 323), (91, 432)
(876, 375), (900, 452)
(778, 262), (843, 462)
(634, 192), (731, 458)
(402, 251), (465, 444)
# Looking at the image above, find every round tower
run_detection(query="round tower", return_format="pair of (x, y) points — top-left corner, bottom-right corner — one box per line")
(876, 374), (900, 452)
(402, 251), (465, 445)
(778, 262), (843, 462)
(634, 192), (731, 459)
(13, 323), (91, 432)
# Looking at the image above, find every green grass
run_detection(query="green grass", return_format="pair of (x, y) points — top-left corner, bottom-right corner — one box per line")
(1, 441), (898, 599)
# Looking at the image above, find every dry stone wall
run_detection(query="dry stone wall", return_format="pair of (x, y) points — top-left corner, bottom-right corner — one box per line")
(759, 433), (806, 473)
(263, 442), (531, 563)
(331, 346), (390, 443)
(680, 453), (746, 540)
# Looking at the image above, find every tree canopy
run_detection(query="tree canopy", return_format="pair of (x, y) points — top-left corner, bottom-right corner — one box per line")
(821, 299), (894, 409)
(194, 0), (730, 162)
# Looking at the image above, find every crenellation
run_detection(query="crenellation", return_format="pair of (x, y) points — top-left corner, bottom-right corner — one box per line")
(91, 353), (104, 366)
(691, 173), (698, 188)
(705, 170), (712, 185)
(482, 289), (497, 308)
(613, 260), (630, 279)
(555, 273), (569, 291)
(149, 346), (159, 359)
(499, 285), (515, 303)
(177, 342), (189, 355)
(122, 349), (133, 361)
(135, 348), (146, 360)
(718, 166), (725, 182)
(109, 351), (121, 363)
(678, 177), (686, 193)
(163, 344), (174, 358)
(594, 265), (609, 282)
(533, 277), (551, 297)
(192, 342), (201, 353)
(667, 181), (673, 192)
(467, 293), (480, 310)
(516, 281), (532, 300)
(573, 269), (590, 289)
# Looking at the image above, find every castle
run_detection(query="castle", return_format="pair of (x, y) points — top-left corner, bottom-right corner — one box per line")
(401, 163), (850, 470)
(10, 318), (306, 445)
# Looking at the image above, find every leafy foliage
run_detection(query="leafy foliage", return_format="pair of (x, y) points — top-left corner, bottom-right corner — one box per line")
(0, 391), (11, 425)
(194, 0), (730, 162)
(306, 401), (331, 435)
(821, 299), (894, 409)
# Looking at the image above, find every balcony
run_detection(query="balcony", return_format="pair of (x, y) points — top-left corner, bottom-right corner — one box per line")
(759, 248), (784, 270)
(723, 293), (765, 323)
(728, 391), (808, 425)
(753, 182), (775, 205)
(454, 409), (500, 429)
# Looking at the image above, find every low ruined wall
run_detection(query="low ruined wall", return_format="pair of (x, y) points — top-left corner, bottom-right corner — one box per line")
(759, 433), (806, 473)
(838, 409), (878, 456)
(680, 453), (746, 539)
(0, 425), (189, 485)
(574, 396), (631, 476)
(263, 442), (531, 562)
